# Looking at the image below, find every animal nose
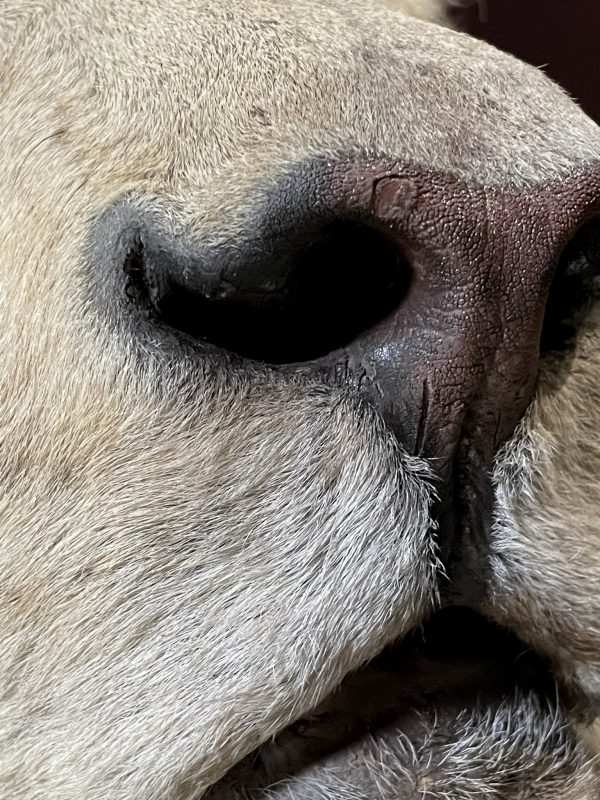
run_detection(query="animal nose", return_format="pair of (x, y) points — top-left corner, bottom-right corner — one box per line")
(144, 157), (600, 479)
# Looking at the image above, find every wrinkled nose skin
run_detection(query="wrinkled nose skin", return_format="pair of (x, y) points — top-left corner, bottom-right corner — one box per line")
(278, 159), (600, 597)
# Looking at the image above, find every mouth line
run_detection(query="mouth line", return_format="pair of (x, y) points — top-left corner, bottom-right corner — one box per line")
(209, 609), (581, 799)
(287, 607), (560, 745)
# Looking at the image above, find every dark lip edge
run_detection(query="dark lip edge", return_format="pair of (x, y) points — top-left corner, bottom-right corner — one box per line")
(290, 607), (568, 734)
(293, 601), (600, 758)
(208, 609), (583, 797)
(349, 605), (561, 691)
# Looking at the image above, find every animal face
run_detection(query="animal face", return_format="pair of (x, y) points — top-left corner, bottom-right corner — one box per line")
(1, 1), (599, 798)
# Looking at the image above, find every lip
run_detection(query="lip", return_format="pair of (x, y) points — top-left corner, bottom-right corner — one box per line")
(207, 608), (588, 799)
(279, 607), (559, 750)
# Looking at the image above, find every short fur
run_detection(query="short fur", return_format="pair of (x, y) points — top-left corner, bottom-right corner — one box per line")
(1, 1), (599, 798)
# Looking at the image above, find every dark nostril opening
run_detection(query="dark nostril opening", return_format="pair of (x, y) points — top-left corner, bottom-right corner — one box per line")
(146, 220), (412, 364)
(541, 217), (600, 353)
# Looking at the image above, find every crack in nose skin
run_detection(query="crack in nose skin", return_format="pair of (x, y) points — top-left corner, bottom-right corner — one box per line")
(302, 161), (600, 606)
(414, 375), (431, 457)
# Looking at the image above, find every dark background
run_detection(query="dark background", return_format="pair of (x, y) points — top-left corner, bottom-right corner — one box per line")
(456, 1), (600, 123)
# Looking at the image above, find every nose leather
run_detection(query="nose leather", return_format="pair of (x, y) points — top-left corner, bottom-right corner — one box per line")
(279, 159), (600, 594)
(333, 171), (546, 469)
(294, 161), (596, 465)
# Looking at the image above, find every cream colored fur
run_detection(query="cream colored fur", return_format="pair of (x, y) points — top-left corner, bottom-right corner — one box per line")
(1, 1), (599, 798)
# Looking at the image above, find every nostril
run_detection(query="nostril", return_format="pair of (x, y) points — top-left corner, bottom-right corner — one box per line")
(541, 218), (600, 353)
(139, 220), (412, 364)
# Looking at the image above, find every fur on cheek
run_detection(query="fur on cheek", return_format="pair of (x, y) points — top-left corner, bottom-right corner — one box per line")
(1, 384), (438, 798)
(2, 0), (600, 798)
